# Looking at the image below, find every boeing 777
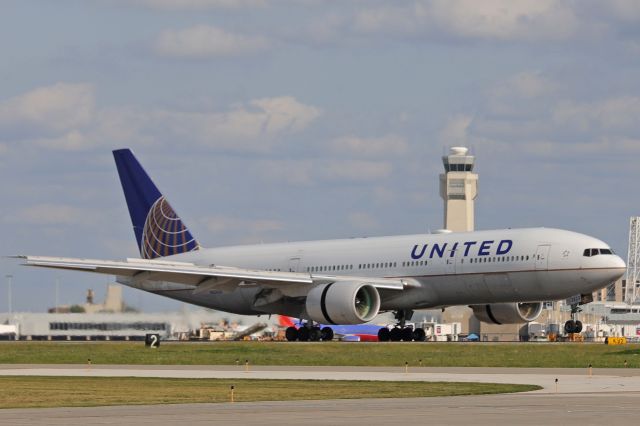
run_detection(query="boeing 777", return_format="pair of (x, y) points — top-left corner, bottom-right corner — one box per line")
(18, 149), (626, 341)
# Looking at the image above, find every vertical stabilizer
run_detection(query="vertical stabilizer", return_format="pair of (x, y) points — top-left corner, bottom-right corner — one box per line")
(113, 149), (199, 259)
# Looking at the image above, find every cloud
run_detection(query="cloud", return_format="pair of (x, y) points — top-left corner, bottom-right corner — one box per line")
(155, 25), (270, 58)
(607, 0), (640, 22)
(258, 159), (393, 186)
(553, 96), (640, 132)
(29, 130), (88, 151)
(4, 204), (95, 226)
(347, 211), (379, 231)
(439, 115), (473, 147)
(202, 215), (284, 233)
(426, 0), (580, 41)
(0, 83), (94, 135)
(486, 71), (558, 116)
(0, 83), (321, 153)
(138, 96), (322, 151)
(330, 134), (408, 157)
(133, 0), (266, 9)
(497, 72), (557, 99)
(321, 160), (393, 182)
(313, 0), (582, 43)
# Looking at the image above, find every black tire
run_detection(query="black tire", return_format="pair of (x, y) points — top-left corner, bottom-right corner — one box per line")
(389, 327), (402, 341)
(564, 320), (576, 334)
(285, 326), (298, 341)
(321, 327), (334, 342)
(574, 320), (583, 333)
(401, 327), (414, 342)
(413, 328), (426, 342)
(309, 327), (321, 341)
(298, 327), (310, 341)
(378, 327), (390, 342)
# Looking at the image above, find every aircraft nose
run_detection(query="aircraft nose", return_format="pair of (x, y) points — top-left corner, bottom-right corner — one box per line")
(613, 255), (626, 270)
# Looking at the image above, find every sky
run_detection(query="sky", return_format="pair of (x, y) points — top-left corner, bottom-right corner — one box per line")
(1, 0), (640, 313)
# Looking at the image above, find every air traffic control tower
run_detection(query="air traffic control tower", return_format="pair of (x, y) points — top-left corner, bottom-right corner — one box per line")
(439, 147), (478, 232)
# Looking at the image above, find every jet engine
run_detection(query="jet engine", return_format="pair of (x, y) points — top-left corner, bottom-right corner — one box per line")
(306, 281), (380, 325)
(471, 302), (543, 325)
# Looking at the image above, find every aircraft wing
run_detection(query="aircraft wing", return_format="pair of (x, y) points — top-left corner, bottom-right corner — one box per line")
(17, 256), (406, 296)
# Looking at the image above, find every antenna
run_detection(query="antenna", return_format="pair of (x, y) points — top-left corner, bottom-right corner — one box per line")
(626, 217), (639, 304)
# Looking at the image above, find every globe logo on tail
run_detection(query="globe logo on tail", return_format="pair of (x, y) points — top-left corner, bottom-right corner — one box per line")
(141, 196), (199, 259)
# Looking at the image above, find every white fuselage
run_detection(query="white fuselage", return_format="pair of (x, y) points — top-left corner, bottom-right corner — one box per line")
(119, 227), (626, 318)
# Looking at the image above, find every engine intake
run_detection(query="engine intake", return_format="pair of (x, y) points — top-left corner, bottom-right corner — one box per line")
(471, 302), (543, 325)
(306, 281), (381, 325)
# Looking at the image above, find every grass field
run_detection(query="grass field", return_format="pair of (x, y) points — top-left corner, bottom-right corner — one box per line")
(0, 376), (539, 409)
(0, 341), (639, 368)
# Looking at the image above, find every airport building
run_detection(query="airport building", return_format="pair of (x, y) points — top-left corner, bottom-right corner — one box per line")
(0, 285), (274, 341)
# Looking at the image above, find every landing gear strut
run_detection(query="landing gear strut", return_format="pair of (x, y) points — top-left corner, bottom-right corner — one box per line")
(378, 310), (426, 342)
(564, 304), (583, 334)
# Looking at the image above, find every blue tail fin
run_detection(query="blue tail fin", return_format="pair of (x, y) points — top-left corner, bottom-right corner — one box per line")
(113, 149), (200, 259)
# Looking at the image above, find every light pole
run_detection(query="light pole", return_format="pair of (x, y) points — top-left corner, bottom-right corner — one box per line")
(5, 274), (12, 314)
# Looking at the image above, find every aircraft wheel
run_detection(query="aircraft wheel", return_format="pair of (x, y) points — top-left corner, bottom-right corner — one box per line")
(321, 327), (334, 341)
(378, 327), (390, 342)
(389, 327), (402, 341)
(413, 328), (426, 342)
(574, 320), (583, 333)
(298, 327), (310, 341)
(401, 327), (414, 342)
(285, 326), (298, 341)
(309, 327), (322, 341)
(564, 320), (576, 334)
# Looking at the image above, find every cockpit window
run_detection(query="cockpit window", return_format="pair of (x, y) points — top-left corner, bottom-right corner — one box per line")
(583, 248), (614, 257)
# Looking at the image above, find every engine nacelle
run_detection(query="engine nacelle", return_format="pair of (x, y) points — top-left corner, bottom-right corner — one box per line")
(306, 281), (381, 325)
(471, 302), (543, 325)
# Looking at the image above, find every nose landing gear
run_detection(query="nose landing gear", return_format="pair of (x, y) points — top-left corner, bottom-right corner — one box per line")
(564, 304), (583, 334)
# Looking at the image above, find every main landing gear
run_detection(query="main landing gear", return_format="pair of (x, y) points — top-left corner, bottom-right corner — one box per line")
(564, 304), (583, 334)
(285, 324), (334, 342)
(377, 310), (427, 342)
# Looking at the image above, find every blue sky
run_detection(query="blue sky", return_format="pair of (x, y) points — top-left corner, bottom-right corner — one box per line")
(1, 0), (639, 312)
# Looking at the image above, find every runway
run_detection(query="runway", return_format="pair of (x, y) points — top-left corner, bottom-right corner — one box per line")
(2, 365), (640, 425)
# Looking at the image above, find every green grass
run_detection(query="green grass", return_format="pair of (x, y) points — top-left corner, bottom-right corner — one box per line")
(0, 376), (539, 409)
(1, 341), (639, 368)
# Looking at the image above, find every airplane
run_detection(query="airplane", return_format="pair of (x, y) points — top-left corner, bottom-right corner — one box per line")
(17, 149), (626, 342)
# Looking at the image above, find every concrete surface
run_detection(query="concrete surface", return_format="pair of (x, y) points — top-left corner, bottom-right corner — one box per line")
(1, 365), (639, 425)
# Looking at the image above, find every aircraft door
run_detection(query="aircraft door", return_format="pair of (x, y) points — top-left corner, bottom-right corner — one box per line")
(288, 257), (301, 272)
(535, 245), (550, 270)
